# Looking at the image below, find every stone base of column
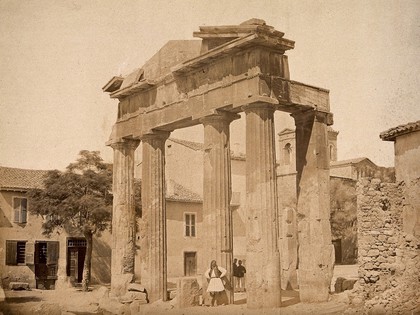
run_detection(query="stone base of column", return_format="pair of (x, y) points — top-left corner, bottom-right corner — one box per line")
(298, 243), (334, 302)
(246, 251), (281, 308)
(111, 273), (134, 297)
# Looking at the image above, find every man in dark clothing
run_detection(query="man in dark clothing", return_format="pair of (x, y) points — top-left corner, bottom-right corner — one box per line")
(237, 260), (246, 292)
(233, 258), (239, 292)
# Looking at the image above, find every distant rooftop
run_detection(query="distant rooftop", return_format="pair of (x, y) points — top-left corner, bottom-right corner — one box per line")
(0, 166), (49, 191)
(169, 138), (204, 151)
(380, 120), (420, 141)
(330, 157), (374, 167)
(168, 138), (245, 159)
(166, 179), (202, 203)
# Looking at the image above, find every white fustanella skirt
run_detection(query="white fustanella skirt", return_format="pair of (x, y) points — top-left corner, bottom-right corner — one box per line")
(207, 277), (225, 292)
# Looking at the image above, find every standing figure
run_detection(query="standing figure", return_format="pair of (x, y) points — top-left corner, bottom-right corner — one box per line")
(205, 260), (227, 306)
(237, 260), (246, 292)
(233, 258), (239, 292)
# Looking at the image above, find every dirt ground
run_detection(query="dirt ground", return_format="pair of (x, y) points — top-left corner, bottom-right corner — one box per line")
(0, 265), (359, 315)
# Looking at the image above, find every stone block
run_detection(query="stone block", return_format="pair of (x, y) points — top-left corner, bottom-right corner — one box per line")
(334, 277), (345, 293)
(111, 274), (133, 297)
(176, 277), (200, 308)
(95, 286), (110, 299)
(99, 298), (130, 315)
(119, 292), (148, 304)
(127, 283), (146, 292)
(367, 249), (380, 257)
(9, 282), (30, 290)
(33, 302), (61, 315)
(342, 279), (357, 291)
(129, 300), (145, 314)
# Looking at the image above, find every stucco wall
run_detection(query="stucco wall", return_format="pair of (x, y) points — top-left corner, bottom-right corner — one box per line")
(330, 165), (353, 179)
(166, 141), (204, 197)
(0, 190), (112, 288)
(394, 130), (420, 183)
(166, 201), (203, 278)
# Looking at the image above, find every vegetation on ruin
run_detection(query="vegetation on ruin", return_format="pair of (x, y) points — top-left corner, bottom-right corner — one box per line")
(330, 178), (358, 264)
(27, 150), (112, 291)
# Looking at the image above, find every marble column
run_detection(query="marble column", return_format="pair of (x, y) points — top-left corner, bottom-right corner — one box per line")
(293, 110), (334, 302)
(141, 131), (170, 303)
(110, 139), (139, 296)
(243, 103), (281, 308)
(201, 112), (239, 305)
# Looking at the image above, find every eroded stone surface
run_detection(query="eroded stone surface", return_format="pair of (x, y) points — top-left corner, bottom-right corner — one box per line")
(176, 277), (200, 308)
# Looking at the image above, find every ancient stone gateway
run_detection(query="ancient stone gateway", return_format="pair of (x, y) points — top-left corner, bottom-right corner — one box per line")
(103, 19), (334, 308)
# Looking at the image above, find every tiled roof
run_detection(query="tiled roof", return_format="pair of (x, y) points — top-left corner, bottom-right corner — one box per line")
(330, 157), (374, 167)
(0, 166), (49, 191)
(169, 138), (204, 151)
(166, 179), (202, 203)
(169, 138), (246, 159)
(380, 120), (420, 141)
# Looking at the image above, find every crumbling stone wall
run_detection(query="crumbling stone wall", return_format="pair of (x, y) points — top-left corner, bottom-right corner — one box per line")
(350, 178), (420, 314)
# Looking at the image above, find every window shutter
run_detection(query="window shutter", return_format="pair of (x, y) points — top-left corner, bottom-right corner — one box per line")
(46, 241), (59, 265)
(6, 240), (17, 265)
(25, 242), (35, 265)
(21, 199), (27, 223)
(13, 198), (20, 223)
(191, 215), (196, 237)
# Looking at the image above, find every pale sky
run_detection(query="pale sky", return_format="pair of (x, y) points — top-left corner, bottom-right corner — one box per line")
(0, 0), (419, 170)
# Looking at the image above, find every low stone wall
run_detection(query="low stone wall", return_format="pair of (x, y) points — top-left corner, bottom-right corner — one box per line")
(350, 178), (420, 314)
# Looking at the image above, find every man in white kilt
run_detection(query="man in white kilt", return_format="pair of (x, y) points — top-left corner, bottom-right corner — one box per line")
(205, 260), (227, 306)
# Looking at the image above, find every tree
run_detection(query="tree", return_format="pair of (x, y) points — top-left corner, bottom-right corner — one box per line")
(27, 150), (112, 291)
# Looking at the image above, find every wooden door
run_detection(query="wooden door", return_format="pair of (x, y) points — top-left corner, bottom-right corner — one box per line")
(69, 249), (79, 281)
(184, 252), (197, 276)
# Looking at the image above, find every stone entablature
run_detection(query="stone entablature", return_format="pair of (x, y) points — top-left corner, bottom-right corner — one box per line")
(104, 19), (332, 142)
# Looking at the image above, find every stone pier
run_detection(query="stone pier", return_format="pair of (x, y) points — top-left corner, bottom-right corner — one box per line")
(201, 112), (239, 304)
(293, 110), (334, 302)
(141, 131), (170, 303)
(110, 139), (139, 296)
(244, 103), (281, 308)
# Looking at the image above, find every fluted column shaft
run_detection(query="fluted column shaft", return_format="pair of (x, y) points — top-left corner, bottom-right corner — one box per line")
(201, 112), (238, 304)
(293, 110), (334, 302)
(141, 131), (170, 303)
(244, 103), (281, 309)
(110, 139), (139, 296)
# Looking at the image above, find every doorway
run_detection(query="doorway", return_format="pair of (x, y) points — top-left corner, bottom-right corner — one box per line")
(34, 241), (58, 289)
(184, 252), (197, 276)
(66, 238), (86, 283)
(332, 239), (342, 264)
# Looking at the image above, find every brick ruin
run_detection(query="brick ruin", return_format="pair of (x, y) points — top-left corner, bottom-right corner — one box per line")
(350, 177), (419, 314)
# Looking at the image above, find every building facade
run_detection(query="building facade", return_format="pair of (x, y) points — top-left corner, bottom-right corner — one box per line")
(0, 167), (112, 290)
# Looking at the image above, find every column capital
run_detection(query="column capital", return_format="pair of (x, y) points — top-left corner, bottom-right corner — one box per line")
(108, 138), (140, 150)
(242, 102), (276, 114)
(291, 110), (334, 126)
(140, 130), (171, 142)
(199, 111), (240, 125)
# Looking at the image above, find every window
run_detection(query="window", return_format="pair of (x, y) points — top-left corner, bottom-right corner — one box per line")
(6, 240), (27, 265)
(329, 144), (335, 161)
(283, 143), (292, 165)
(13, 197), (27, 224)
(185, 213), (196, 237)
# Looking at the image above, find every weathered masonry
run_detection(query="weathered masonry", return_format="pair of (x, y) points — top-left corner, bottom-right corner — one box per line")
(103, 19), (334, 307)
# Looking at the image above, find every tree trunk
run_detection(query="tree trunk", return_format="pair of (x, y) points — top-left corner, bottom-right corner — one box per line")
(82, 232), (93, 291)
